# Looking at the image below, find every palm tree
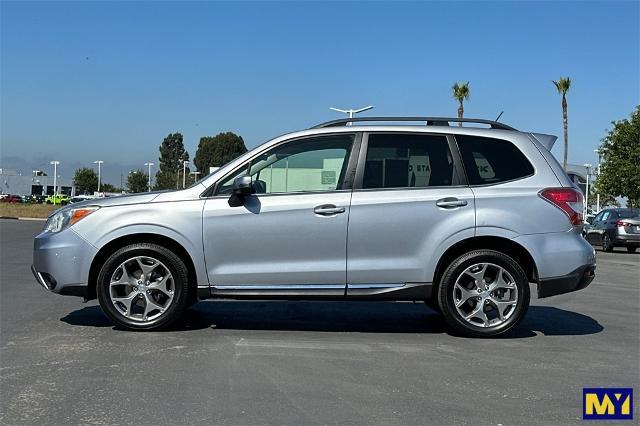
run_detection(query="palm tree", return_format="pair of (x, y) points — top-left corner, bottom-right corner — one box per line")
(552, 77), (571, 171)
(452, 82), (470, 126)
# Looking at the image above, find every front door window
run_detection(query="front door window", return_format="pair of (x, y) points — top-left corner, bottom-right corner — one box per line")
(216, 134), (354, 195)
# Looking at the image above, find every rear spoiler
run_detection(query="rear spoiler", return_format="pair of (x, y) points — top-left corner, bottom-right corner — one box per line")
(529, 133), (558, 150)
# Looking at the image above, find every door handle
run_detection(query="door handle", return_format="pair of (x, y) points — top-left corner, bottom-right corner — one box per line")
(314, 204), (346, 215)
(436, 197), (468, 208)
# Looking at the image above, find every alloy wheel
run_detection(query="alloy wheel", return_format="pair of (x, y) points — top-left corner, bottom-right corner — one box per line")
(452, 262), (518, 328)
(109, 256), (175, 323)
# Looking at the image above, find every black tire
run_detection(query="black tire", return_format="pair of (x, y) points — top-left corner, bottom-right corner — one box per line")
(437, 249), (530, 337)
(602, 234), (614, 252)
(97, 243), (190, 330)
(627, 246), (637, 253)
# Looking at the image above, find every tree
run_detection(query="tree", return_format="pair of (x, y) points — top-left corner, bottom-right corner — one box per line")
(194, 132), (247, 175)
(586, 181), (619, 211)
(552, 76), (571, 171)
(127, 170), (149, 193)
(155, 132), (189, 190)
(100, 183), (120, 193)
(452, 82), (470, 126)
(595, 106), (640, 207)
(73, 168), (98, 195)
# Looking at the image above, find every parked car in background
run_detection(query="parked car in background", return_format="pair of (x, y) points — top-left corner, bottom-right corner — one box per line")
(45, 194), (70, 205)
(70, 195), (102, 204)
(32, 116), (596, 337)
(1, 194), (22, 203)
(32, 194), (46, 204)
(584, 208), (640, 252)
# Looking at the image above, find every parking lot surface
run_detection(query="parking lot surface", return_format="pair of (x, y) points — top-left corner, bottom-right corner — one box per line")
(1, 219), (638, 425)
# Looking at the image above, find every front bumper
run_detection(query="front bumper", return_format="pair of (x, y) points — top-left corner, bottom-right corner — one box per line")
(32, 228), (98, 297)
(537, 264), (596, 298)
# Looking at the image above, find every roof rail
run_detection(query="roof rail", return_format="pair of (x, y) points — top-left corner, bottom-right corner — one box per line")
(311, 116), (517, 131)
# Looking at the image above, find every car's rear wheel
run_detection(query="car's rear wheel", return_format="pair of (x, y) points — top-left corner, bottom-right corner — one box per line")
(602, 234), (614, 252)
(97, 243), (190, 330)
(627, 246), (637, 253)
(438, 250), (530, 337)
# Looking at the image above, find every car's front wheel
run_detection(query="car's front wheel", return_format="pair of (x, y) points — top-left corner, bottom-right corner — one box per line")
(627, 246), (637, 253)
(438, 250), (530, 337)
(97, 243), (190, 330)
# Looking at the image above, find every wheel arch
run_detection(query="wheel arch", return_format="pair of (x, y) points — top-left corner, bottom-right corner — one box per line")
(432, 236), (538, 299)
(87, 233), (199, 301)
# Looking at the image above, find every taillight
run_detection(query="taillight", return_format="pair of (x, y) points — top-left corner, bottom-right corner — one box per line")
(616, 220), (632, 227)
(539, 187), (584, 226)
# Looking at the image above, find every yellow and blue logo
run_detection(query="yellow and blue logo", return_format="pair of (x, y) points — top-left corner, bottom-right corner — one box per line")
(583, 388), (633, 420)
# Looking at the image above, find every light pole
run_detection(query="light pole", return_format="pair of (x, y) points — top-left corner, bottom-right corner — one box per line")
(144, 162), (154, 192)
(594, 149), (602, 212)
(330, 106), (374, 126)
(93, 160), (104, 193)
(182, 160), (189, 189)
(50, 161), (60, 196)
(594, 149), (602, 176)
(584, 164), (592, 218)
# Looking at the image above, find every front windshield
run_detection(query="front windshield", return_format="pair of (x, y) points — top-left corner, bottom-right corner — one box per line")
(188, 173), (212, 189)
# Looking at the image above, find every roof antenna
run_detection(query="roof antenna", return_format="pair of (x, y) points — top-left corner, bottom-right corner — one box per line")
(495, 111), (504, 122)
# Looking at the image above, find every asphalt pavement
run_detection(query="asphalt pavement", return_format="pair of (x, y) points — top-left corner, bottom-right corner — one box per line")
(1, 219), (638, 425)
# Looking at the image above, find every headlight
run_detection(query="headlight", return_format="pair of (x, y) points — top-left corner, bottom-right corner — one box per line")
(44, 206), (100, 233)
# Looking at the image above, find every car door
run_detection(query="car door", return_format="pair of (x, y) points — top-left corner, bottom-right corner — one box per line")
(590, 210), (612, 244)
(346, 132), (475, 290)
(586, 211), (604, 244)
(202, 133), (359, 292)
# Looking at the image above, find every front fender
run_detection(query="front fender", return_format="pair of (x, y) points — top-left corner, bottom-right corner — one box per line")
(73, 200), (208, 286)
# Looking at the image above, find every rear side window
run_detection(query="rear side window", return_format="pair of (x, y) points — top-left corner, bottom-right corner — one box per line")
(455, 135), (534, 185)
(363, 133), (455, 189)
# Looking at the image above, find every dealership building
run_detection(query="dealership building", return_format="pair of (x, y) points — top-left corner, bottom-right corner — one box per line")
(0, 169), (75, 196)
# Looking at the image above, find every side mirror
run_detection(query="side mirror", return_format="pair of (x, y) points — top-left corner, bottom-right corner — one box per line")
(228, 175), (252, 207)
(232, 175), (253, 196)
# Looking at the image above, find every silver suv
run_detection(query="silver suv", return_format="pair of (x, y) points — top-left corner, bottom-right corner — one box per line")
(32, 117), (596, 336)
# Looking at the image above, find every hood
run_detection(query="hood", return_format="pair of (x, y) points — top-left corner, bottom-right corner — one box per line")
(70, 191), (163, 208)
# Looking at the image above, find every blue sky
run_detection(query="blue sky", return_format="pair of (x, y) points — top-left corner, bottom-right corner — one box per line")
(1, 1), (638, 185)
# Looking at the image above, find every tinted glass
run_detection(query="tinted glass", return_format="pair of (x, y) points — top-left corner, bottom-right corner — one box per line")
(618, 209), (640, 219)
(217, 134), (354, 195)
(456, 135), (534, 185)
(362, 133), (454, 189)
(216, 164), (249, 195)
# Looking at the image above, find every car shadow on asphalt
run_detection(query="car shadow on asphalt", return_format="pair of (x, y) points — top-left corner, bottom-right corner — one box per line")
(60, 302), (603, 338)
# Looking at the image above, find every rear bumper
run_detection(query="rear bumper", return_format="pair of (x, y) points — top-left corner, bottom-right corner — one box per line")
(537, 264), (596, 298)
(613, 233), (640, 245)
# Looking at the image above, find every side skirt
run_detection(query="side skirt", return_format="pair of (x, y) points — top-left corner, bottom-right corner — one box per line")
(197, 283), (432, 301)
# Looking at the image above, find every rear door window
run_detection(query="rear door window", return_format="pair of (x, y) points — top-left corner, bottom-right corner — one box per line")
(362, 133), (455, 189)
(455, 135), (534, 185)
